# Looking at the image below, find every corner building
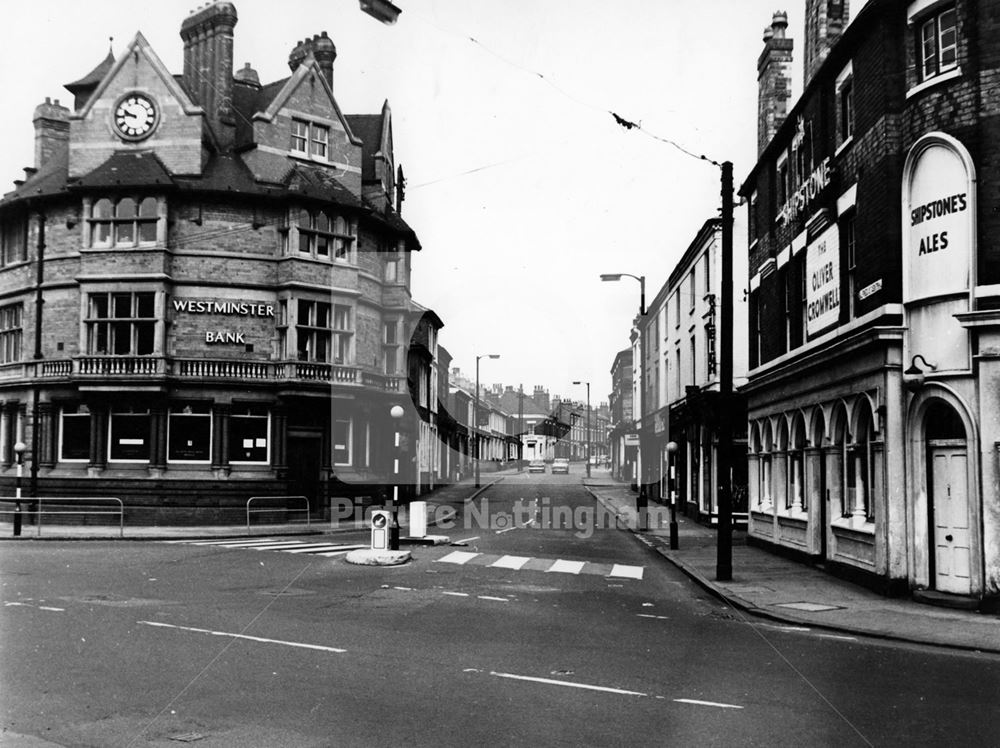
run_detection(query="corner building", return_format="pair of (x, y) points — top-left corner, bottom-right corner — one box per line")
(741, 0), (1000, 607)
(0, 3), (434, 522)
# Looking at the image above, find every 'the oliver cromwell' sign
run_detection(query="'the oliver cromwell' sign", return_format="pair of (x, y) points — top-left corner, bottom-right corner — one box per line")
(806, 224), (840, 337)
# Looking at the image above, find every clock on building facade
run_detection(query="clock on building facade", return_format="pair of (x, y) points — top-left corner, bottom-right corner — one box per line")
(112, 92), (157, 139)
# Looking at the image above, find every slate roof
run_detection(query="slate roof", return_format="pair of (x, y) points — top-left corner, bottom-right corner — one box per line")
(345, 114), (383, 183)
(64, 49), (116, 96)
(73, 151), (175, 190)
(1, 149), (69, 202)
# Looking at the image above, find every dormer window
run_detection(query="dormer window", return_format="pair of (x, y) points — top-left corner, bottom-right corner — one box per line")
(87, 196), (160, 248)
(291, 118), (330, 160)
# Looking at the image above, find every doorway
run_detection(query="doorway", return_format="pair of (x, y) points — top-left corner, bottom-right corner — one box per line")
(925, 403), (971, 595)
(287, 433), (323, 520)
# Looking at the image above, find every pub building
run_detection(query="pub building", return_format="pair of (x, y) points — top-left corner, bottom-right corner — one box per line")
(741, 0), (1000, 608)
(0, 2), (439, 523)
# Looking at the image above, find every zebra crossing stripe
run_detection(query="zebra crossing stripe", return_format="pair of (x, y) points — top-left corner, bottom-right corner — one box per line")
(609, 564), (644, 580)
(491, 555), (531, 570)
(281, 544), (366, 554)
(180, 538), (289, 547)
(547, 560), (585, 575)
(438, 551), (480, 565)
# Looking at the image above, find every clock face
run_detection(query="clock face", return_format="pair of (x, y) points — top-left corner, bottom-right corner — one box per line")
(113, 94), (157, 140)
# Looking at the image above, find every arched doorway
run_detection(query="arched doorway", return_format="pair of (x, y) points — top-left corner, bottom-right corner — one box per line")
(925, 401), (971, 595)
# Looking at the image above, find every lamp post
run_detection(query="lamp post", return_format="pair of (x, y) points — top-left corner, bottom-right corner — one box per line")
(475, 353), (500, 488)
(572, 380), (591, 478)
(388, 404), (404, 550)
(601, 272), (647, 529)
(13, 441), (25, 537)
(666, 440), (679, 549)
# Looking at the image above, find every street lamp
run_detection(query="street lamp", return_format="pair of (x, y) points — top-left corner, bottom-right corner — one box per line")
(475, 353), (500, 488)
(572, 381), (591, 478)
(666, 441), (679, 549)
(388, 405), (404, 550)
(601, 272), (648, 529)
(13, 441), (25, 537)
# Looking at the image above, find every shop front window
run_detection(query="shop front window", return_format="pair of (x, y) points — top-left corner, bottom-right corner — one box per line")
(168, 403), (212, 463)
(109, 409), (150, 462)
(59, 405), (91, 462)
(229, 404), (269, 464)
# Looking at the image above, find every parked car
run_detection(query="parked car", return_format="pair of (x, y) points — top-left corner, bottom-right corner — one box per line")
(551, 458), (570, 474)
(528, 459), (546, 474)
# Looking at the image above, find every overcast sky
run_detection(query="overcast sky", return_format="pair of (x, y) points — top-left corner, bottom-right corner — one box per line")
(0, 1), (867, 405)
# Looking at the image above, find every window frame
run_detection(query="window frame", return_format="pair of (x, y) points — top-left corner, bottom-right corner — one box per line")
(0, 303), (22, 364)
(108, 409), (151, 464)
(59, 405), (91, 463)
(918, 6), (957, 82)
(228, 405), (270, 465)
(85, 291), (157, 356)
(166, 403), (213, 464)
(87, 196), (159, 249)
(295, 208), (354, 263)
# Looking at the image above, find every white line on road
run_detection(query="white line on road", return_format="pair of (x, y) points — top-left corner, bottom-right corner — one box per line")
(454, 536), (480, 544)
(488, 671), (647, 696)
(637, 614), (670, 620)
(138, 621), (347, 653)
(281, 544), (366, 554)
(441, 591), (469, 597)
(817, 634), (858, 642)
(673, 698), (744, 709)
(477, 596), (509, 602)
(38, 606), (65, 612)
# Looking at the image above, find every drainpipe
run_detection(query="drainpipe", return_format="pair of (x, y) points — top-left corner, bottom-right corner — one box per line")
(29, 212), (44, 498)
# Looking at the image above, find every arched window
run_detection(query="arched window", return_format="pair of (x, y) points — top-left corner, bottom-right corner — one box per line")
(849, 404), (876, 521)
(830, 403), (851, 518)
(88, 196), (160, 248)
(296, 208), (354, 262)
(789, 412), (807, 512)
(760, 420), (774, 508)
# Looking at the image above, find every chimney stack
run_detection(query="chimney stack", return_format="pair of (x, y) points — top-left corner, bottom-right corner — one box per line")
(757, 10), (794, 155)
(180, 1), (239, 149)
(288, 33), (337, 93)
(804, 0), (849, 85)
(33, 97), (70, 170)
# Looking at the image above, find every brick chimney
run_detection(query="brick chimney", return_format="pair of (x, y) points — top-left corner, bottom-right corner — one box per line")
(180, 1), (238, 149)
(804, 1), (849, 85)
(533, 386), (550, 412)
(33, 97), (71, 169)
(288, 32), (337, 92)
(757, 11), (794, 155)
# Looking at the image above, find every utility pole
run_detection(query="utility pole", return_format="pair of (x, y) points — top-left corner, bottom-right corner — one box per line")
(717, 161), (734, 582)
(518, 384), (524, 471)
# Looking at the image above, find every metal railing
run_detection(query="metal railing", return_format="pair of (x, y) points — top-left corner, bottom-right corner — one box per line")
(246, 495), (311, 534)
(0, 497), (124, 537)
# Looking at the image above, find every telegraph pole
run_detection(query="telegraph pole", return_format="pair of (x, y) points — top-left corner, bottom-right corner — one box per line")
(717, 161), (734, 581)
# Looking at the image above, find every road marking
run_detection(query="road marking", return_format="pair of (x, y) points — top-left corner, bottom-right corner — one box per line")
(248, 541), (321, 550)
(38, 606), (65, 612)
(637, 614), (669, 620)
(137, 621), (346, 653)
(488, 671), (647, 697)
(441, 591), (469, 597)
(4, 602), (64, 612)
(546, 560), (585, 575)
(491, 555), (530, 570)
(760, 624), (811, 633)
(393, 586), (413, 591)
(438, 550), (479, 565)
(281, 544), (366, 554)
(495, 526), (518, 535)
(608, 564), (644, 580)
(315, 549), (357, 557)
(454, 536), (480, 544)
(817, 634), (858, 642)
(673, 698), (743, 709)
(477, 596), (509, 602)
(175, 538), (288, 546)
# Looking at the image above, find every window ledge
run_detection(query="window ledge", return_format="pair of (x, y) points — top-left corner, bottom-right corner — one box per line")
(906, 67), (962, 99)
(834, 136), (854, 157)
(831, 516), (875, 535)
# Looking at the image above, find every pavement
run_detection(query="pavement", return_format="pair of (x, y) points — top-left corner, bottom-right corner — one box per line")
(0, 469), (513, 541)
(583, 473), (1000, 655)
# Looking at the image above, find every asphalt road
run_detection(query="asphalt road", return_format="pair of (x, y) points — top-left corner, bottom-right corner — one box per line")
(2, 467), (1000, 747)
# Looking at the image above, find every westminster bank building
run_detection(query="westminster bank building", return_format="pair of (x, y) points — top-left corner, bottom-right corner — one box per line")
(0, 2), (436, 523)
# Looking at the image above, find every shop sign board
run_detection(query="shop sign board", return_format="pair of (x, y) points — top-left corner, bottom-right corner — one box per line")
(805, 224), (840, 337)
(904, 139), (973, 302)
